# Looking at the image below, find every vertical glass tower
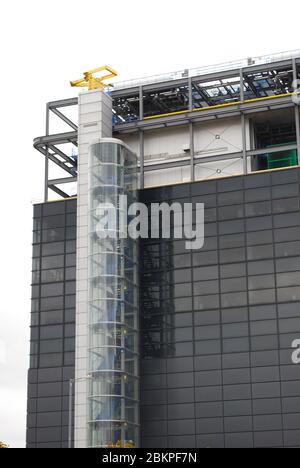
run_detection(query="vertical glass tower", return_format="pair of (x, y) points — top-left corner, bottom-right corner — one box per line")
(87, 139), (139, 448)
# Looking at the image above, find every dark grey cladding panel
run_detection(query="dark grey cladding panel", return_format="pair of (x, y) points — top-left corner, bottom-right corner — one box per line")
(27, 199), (77, 448)
(140, 167), (300, 448)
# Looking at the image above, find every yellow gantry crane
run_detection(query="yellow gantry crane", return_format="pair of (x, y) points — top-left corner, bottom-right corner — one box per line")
(70, 66), (118, 90)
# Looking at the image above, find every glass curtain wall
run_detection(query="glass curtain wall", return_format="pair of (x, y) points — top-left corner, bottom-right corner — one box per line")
(88, 140), (139, 448)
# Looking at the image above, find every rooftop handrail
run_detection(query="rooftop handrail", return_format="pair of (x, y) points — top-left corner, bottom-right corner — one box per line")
(112, 48), (300, 91)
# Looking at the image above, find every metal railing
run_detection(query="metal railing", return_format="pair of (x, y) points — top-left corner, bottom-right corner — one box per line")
(112, 48), (300, 91)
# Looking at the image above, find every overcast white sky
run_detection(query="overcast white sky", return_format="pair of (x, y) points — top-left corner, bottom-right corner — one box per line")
(0, 0), (299, 448)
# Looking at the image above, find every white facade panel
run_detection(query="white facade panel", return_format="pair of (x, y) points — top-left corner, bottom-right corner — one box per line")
(122, 117), (250, 188)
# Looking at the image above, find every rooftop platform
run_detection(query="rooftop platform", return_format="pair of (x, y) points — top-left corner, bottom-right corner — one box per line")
(33, 49), (300, 199)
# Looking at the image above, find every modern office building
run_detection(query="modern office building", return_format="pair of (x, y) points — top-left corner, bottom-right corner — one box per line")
(27, 50), (300, 448)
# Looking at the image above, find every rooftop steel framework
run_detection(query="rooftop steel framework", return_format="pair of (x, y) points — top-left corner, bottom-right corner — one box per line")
(33, 50), (300, 200)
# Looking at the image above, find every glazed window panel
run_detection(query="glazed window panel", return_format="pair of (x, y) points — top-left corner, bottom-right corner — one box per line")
(246, 230), (273, 246)
(193, 251), (218, 267)
(195, 326), (221, 341)
(247, 245), (274, 261)
(194, 295), (220, 311)
(194, 280), (219, 296)
(248, 289), (276, 305)
(217, 191), (244, 206)
(272, 184), (299, 199)
(223, 338), (250, 354)
(245, 187), (271, 202)
(221, 292), (248, 308)
(220, 248), (246, 264)
(174, 269), (192, 283)
(277, 272), (300, 288)
(274, 226), (300, 243)
(193, 266), (219, 282)
(248, 274), (275, 291)
(248, 260), (275, 276)
(245, 201), (272, 217)
(277, 287), (300, 303)
(220, 263), (246, 279)
(275, 241), (300, 258)
(173, 254), (192, 269)
(41, 269), (64, 284)
(276, 257), (300, 273)
(41, 256), (64, 270)
(218, 205), (244, 221)
(273, 198), (300, 214)
(222, 323), (249, 339)
(42, 242), (65, 257)
(173, 283), (192, 298)
(219, 233), (245, 250)
(42, 228), (65, 243)
(221, 278), (247, 293)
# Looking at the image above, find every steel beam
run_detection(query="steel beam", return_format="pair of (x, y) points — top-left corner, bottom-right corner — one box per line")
(243, 58), (294, 76)
(114, 95), (294, 133)
(111, 59), (298, 99)
(48, 177), (77, 186)
(48, 144), (77, 167)
(34, 131), (78, 148)
(48, 185), (70, 199)
(144, 151), (242, 172)
(36, 145), (76, 176)
(136, 144), (298, 173)
(50, 107), (78, 131)
(136, 78), (188, 94)
(35, 96), (295, 145)
(48, 98), (78, 109)
(248, 144), (297, 157)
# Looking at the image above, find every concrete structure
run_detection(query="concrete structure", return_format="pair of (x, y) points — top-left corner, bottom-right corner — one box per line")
(27, 50), (300, 448)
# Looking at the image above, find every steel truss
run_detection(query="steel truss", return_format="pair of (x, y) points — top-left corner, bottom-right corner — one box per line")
(34, 54), (300, 200)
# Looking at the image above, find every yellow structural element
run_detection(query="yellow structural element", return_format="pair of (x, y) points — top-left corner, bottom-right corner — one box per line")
(106, 440), (135, 449)
(70, 66), (118, 90)
(144, 91), (300, 121)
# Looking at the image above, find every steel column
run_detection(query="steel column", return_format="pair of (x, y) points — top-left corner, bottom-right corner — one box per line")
(139, 130), (145, 189)
(189, 78), (195, 181)
(240, 68), (244, 103)
(68, 379), (74, 449)
(188, 77), (193, 112)
(241, 113), (248, 174)
(139, 86), (144, 120)
(295, 106), (300, 162)
(293, 59), (300, 161)
(189, 122), (195, 182)
(44, 103), (50, 202)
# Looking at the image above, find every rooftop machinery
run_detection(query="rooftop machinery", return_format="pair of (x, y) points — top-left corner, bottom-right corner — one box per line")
(70, 66), (118, 90)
